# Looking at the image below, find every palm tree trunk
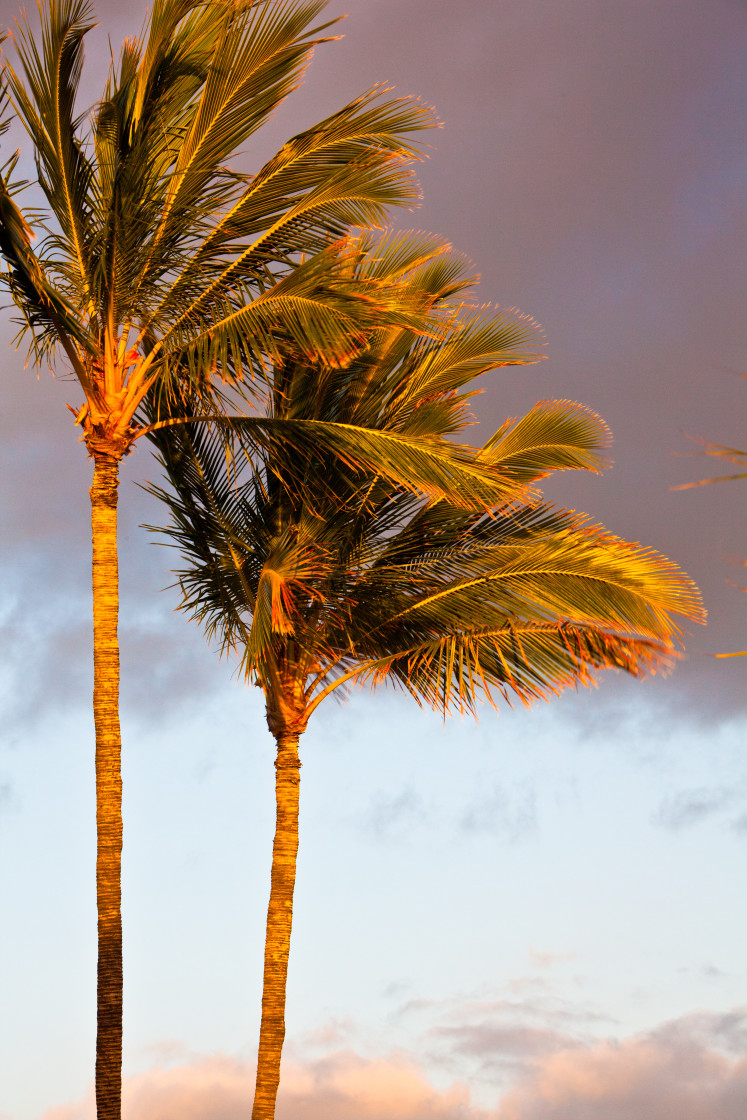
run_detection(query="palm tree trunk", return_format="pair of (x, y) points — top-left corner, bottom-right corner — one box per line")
(90, 451), (123, 1120)
(252, 732), (301, 1120)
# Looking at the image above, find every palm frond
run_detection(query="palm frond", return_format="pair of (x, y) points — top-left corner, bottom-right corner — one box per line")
(0, 164), (96, 359)
(221, 415), (541, 510)
(480, 399), (611, 481)
(150, 0), (339, 255)
(347, 622), (676, 715)
(5, 0), (96, 290)
(142, 102), (438, 336)
(671, 439), (747, 490)
(366, 524), (704, 643)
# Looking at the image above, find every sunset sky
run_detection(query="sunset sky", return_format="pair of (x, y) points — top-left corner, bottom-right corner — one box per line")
(0, 1), (745, 1118)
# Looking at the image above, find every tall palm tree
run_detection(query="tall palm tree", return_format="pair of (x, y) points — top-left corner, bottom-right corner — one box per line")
(0, 1), (442, 1114)
(147, 234), (705, 1120)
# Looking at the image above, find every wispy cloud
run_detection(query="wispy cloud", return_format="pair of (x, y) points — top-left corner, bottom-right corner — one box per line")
(677, 963), (727, 982)
(460, 781), (537, 842)
(0, 778), (13, 814)
(654, 783), (747, 833)
(361, 786), (428, 840)
(434, 1021), (582, 1076)
(416, 989), (612, 1083)
(527, 947), (576, 970)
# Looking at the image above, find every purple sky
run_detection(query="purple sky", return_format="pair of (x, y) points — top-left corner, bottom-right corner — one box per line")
(0, 2), (745, 1118)
(3, 0), (745, 714)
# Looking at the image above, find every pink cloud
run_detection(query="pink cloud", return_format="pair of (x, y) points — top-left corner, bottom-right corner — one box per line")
(38, 1052), (480, 1120)
(278, 1051), (478, 1120)
(38, 1013), (747, 1120)
(494, 1025), (747, 1120)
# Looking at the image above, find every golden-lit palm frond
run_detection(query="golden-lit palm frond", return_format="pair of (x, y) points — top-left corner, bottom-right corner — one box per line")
(352, 622), (676, 714)
(672, 439), (747, 489)
(363, 519), (703, 643)
(222, 415), (547, 510)
(480, 399), (611, 482)
(165, 235), (440, 381)
(0, 140), (96, 372)
(4, 0), (96, 289)
(147, 1), (338, 252)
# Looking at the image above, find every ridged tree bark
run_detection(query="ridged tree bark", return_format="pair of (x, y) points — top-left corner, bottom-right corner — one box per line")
(252, 731), (302, 1120)
(90, 452), (123, 1120)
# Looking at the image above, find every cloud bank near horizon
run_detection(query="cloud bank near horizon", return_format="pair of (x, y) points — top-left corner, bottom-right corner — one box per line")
(39, 1009), (747, 1120)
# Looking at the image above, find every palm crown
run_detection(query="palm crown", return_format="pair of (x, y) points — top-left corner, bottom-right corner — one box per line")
(0, 0), (438, 452)
(150, 233), (704, 725)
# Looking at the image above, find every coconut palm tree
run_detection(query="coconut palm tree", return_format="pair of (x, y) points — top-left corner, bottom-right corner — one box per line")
(146, 234), (705, 1120)
(0, 1), (442, 1113)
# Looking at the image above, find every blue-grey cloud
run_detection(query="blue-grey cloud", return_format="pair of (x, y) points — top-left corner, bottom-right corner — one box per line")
(0, 778), (12, 814)
(460, 782), (537, 842)
(654, 783), (747, 833)
(362, 787), (428, 840)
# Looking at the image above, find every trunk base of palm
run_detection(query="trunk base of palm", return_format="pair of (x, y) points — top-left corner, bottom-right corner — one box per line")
(252, 729), (302, 1120)
(90, 450), (123, 1120)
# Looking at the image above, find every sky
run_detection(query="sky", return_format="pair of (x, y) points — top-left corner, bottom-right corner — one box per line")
(0, 1), (745, 1117)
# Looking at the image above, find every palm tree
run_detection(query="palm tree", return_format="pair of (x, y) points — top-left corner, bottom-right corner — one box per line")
(0, 1), (442, 1114)
(146, 234), (705, 1120)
